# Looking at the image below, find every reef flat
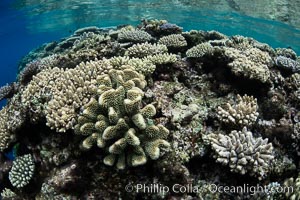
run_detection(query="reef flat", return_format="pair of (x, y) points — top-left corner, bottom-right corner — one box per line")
(0, 19), (300, 199)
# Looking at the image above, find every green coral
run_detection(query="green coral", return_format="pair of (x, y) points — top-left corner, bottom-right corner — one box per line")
(158, 34), (187, 48)
(9, 154), (35, 188)
(74, 67), (170, 169)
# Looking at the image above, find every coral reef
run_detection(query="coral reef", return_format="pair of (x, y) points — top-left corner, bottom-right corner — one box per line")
(0, 20), (299, 199)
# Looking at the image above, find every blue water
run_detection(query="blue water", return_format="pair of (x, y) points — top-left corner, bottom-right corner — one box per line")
(1, 0), (300, 107)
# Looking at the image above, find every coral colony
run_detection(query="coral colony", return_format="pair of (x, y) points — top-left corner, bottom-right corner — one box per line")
(0, 19), (300, 199)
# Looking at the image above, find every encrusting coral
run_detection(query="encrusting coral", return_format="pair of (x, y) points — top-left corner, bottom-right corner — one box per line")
(208, 127), (274, 179)
(217, 94), (259, 128)
(74, 67), (170, 169)
(9, 154), (35, 188)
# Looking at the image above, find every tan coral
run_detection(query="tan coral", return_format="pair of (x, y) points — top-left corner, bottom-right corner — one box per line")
(208, 127), (274, 180)
(217, 94), (259, 128)
(0, 106), (14, 151)
(45, 59), (113, 132)
(125, 42), (168, 58)
(224, 47), (271, 83)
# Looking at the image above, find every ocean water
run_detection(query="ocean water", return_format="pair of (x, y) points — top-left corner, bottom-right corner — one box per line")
(1, 0), (300, 94)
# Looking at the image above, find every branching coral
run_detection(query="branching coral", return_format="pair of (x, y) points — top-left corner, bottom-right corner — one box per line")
(145, 53), (177, 65)
(158, 34), (187, 48)
(45, 59), (113, 132)
(217, 94), (259, 128)
(208, 127), (274, 179)
(186, 42), (214, 58)
(224, 47), (272, 83)
(283, 173), (300, 200)
(9, 154), (35, 188)
(118, 30), (152, 43)
(108, 54), (177, 76)
(72, 32), (109, 51)
(74, 67), (170, 169)
(0, 107), (14, 151)
(1, 188), (17, 199)
(125, 42), (168, 58)
(0, 95), (25, 152)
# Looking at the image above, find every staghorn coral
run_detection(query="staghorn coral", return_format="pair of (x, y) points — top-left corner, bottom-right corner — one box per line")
(208, 127), (274, 179)
(224, 47), (272, 83)
(74, 67), (170, 169)
(118, 30), (152, 43)
(9, 154), (35, 188)
(158, 34), (187, 48)
(125, 42), (168, 58)
(186, 42), (214, 58)
(217, 94), (259, 128)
